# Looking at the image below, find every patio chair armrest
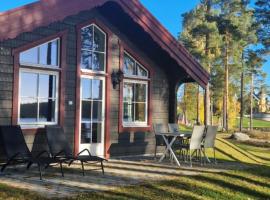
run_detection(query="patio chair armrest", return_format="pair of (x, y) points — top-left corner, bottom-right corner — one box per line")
(35, 150), (51, 158)
(77, 149), (92, 156)
(54, 150), (66, 158)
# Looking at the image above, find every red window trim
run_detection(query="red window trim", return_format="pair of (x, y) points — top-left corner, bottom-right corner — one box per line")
(75, 18), (113, 159)
(118, 42), (154, 133)
(12, 30), (68, 134)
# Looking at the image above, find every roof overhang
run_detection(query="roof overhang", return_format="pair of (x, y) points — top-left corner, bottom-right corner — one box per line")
(0, 0), (210, 88)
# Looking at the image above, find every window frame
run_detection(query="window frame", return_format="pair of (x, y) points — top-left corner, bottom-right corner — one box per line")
(19, 38), (60, 69)
(18, 68), (59, 127)
(122, 79), (149, 127)
(80, 24), (107, 74)
(12, 31), (67, 130)
(121, 50), (151, 128)
(123, 51), (149, 79)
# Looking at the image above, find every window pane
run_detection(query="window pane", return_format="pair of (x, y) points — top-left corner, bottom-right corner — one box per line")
(20, 98), (38, 123)
(39, 99), (56, 122)
(92, 52), (105, 71)
(81, 50), (92, 70)
(81, 101), (91, 121)
(92, 79), (103, 100)
(20, 72), (38, 97)
(19, 47), (38, 64)
(92, 101), (102, 122)
(123, 83), (134, 102)
(135, 103), (146, 122)
(92, 123), (102, 143)
(81, 123), (91, 144)
(51, 40), (59, 66)
(123, 102), (134, 122)
(93, 26), (105, 52)
(137, 64), (148, 77)
(39, 74), (56, 98)
(82, 78), (92, 100)
(123, 54), (136, 76)
(40, 40), (59, 66)
(135, 84), (146, 102)
(81, 26), (93, 50)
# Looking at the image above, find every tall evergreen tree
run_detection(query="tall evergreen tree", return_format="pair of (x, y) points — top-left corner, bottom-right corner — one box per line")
(255, 0), (270, 53)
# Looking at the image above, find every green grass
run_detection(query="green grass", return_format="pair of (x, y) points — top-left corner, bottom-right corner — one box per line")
(235, 117), (270, 128)
(0, 136), (270, 200)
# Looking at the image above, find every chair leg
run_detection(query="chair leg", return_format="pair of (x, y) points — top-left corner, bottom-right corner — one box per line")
(214, 148), (217, 164)
(190, 150), (192, 167)
(101, 160), (104, 175)
(38, 164), (42, 180)
(81, 161), (85, 176)
(60, 162), (64, 177)
(154, 145), (157, 159)
(1, 164), (7, 172)
(199, 149), (202, 166)
(27, 161), (33, 170)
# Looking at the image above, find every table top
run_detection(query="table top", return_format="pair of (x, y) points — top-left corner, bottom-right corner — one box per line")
(155, 132), (192, 137)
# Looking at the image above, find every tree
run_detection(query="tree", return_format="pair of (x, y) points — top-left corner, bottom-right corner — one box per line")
(255, 0), (270, 53)
(245, 50), (266, 130)
(180, 0), (221, 126)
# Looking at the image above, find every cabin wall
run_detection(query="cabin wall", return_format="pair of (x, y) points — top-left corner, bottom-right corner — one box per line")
(0, 9), (170, 158)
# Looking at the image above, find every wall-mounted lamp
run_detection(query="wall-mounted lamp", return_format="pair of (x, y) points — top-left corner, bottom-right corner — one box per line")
(111, 69), (124, 89)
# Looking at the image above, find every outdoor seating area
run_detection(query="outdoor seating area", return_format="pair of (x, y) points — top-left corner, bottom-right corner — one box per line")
(0, 125), (106, 180)
(153, 124), (218, 167)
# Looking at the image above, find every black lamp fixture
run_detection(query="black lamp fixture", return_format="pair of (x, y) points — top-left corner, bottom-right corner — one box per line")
(111, 69), (124, 89)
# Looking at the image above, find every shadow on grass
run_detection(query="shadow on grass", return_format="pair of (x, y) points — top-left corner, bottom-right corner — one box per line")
(219, 171), (270, 189)
(189, 173), (270, 199)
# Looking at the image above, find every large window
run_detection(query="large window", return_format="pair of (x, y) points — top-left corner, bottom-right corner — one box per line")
(123, 52), (149, 127)
(80, 24), (106, 72)
(18, 39), (60, 126)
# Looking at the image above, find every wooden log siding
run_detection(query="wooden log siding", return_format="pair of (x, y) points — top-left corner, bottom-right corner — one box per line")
(0, 9), (176, 157)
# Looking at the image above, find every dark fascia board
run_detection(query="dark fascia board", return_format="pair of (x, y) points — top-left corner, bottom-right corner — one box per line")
(0, 0), (210, 88)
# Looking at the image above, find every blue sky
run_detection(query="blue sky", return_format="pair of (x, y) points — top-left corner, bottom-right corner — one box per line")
(1, 0), (269, 84)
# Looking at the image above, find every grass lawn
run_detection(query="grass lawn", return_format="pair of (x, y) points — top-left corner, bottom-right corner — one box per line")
(235, 117), (270, 128)
(0, 136), (269, 200)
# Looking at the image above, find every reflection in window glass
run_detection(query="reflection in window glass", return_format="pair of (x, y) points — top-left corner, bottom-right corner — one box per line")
(19, 39), (59, 67)
(81, 26), (93, 49)
(81, 78), (103, 144)
(123, 53), (148, 78)
(20, 98), (38, 123)
(124, 54), (136, 76)
(19, 71), (58, 125)
(20, 73), (38, 97)
(39, 99), (56, 122)
(80, 24), (106, 72)
(39, 74), (56, 98)
(19, 48), (38, 64)
(123, 82), (147, 124)
(93, 26), (105, 52)
(92, 52), (105, 71)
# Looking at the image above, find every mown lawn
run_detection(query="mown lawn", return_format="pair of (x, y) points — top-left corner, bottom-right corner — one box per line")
(236, 117), (270, 128)
(0, 137), (269, 200)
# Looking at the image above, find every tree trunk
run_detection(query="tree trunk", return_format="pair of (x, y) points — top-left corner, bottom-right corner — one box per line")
(204, 0), (211, 126)
(250, 73), (254, 131)
(223, 33), (229, 131)
(240, 72), (244, 132)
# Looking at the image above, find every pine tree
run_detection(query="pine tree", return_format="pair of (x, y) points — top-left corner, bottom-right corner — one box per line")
(255, 0), (270, 53)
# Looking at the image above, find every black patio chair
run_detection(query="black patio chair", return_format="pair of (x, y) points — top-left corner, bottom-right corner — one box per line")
(45, 125), (107, 176)
(0, 125), (64, 180)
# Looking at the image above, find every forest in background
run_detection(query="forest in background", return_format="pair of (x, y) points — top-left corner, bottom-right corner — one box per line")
(178, 0), (270, 131)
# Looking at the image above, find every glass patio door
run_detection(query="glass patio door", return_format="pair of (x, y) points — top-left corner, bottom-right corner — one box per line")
(79, 76), (105, 156)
